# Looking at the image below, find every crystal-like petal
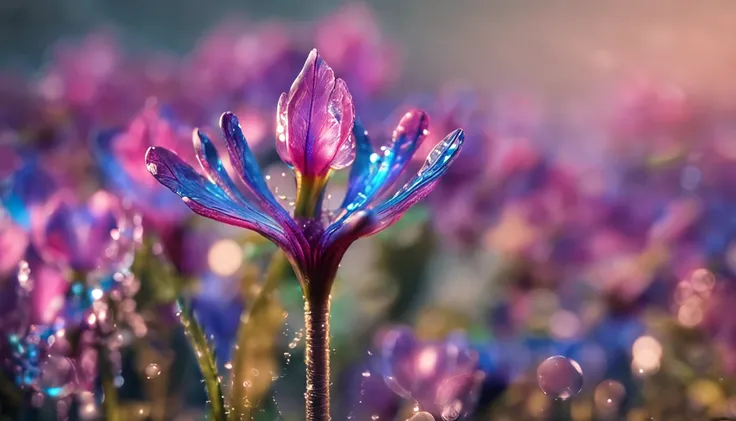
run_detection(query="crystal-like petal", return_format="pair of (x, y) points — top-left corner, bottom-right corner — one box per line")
(193, 129), (251, 206)
(369, 129), (464, 236)
(340, 118), (374, 209)
(275, 93), (292, 167)
(341, 109), (430, 213)
(145, 146), (289, 249)
(279, 49), (355, 176)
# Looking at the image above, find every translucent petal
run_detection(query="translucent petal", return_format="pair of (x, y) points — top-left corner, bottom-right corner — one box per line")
(370, 129), (464, 236)
(145, 146), (289, 248)
(341, 110), (430, 213)
(219, 113), (302, 246)
(340, 118), (374, 208)
(193, 129), (251, 205)
(275, 93), (292, 167)
(280, 49), (355, 176)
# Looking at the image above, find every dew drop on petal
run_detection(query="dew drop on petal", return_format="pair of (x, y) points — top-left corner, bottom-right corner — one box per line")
(408, 412), (435, 421)
(440, 400), (462, 421)
(537, 356), (583, 400)
(144, 363), (161, 379)
(146, 163), (157, 175)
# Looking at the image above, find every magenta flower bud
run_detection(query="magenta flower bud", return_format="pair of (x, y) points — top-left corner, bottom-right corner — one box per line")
(275, 49), (356, 178)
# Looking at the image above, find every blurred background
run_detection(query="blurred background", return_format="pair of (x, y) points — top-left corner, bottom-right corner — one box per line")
(2, 1), (736, 420)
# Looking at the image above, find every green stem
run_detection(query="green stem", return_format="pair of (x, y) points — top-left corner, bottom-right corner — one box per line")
(229, 251), (288, 421)
(177, 299), (226, 421)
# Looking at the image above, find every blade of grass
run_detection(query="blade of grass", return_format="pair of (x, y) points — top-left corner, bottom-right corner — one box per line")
(177, 299), (226, 421)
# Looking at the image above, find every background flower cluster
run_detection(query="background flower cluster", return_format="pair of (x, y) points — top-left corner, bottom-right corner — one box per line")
(2, 2), (736, 420)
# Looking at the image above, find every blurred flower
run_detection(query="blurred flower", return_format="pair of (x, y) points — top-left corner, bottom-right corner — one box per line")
(96, 102), (193, 230)
(314, 2), (402, 100)
(37, 32), (122, 117)
(0, 212), (28, 277)
(345, 357), (400, 421)
(380, 327), (485, 419)
(1, 158), (62, 232)
(35, 190), (124, 273)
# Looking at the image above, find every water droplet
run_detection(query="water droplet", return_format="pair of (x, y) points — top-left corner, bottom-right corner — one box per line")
(362, 370), (371, 377)
(251, 369), (259, 376)
(146, 163), (157, 175)
(114, 375), (125, 387)
(409, 412), (435, 421)
(243, 380), (252, 388)
(371, 415), (380, 420)
(144, 363), (161, 379)
(440, 400), (462, 421)
(537, 356), (583, 400)
(38, 356), (77, 399)
(594, 380), (626, 414)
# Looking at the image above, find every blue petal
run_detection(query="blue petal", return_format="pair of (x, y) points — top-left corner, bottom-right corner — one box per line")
(220, 113), (283, 208)
(94, 128), (187, 214)
(145, 147), (288, 247)
(341, 110), (430, 214)
(340, 118), (375, 209)
(1, 158), (57, 229)
(193, 129), (253, 206)
(371, 129), (464, 234)
(220, 113), (301, 239)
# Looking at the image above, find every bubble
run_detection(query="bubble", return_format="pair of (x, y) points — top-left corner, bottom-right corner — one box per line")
(38, 356), (77, 398)
(537, 356), (583, 400)
(594, 380), (626, 414)
(145, 363), (161, 379)
(409, 412), (435, 421)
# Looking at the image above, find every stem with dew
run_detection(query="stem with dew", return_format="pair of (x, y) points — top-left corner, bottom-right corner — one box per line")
(304, 291), (331, 421)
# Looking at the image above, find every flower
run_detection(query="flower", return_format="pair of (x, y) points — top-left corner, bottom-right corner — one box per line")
(145, 49), (464, 297)
(380, 327), (485, 419)
(314, 2), (402, 99)
(35, 190), (125, 273)
(0, 213), (28, 277)
(96, 103), (193, 229)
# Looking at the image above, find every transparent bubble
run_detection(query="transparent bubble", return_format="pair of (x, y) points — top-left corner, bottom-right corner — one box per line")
(537, 356), (583, 400)
(409, 412), (435, 421)
(38, 356), (77, 399)
(594, 380), (626, 414)
(440, 399), (462, 421)
(145, 363), (162, 379)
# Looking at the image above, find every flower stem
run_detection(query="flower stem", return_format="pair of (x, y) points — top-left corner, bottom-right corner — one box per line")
(304, 295), (331, 421)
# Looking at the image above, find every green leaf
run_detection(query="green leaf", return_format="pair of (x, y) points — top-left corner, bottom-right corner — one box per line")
(176, 299), (226, 421)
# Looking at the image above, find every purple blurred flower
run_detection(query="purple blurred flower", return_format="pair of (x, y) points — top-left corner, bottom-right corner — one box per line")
(37, 32), (121, 115)
(0, 214), (28, 277)
(314, 3), (402, 99)
(96, 103), (194, 229)
(34, 190), (124, 273)
(380, 327), (485, 419)
(345, 357), (400, 421)
(145, 49), (464, 293)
